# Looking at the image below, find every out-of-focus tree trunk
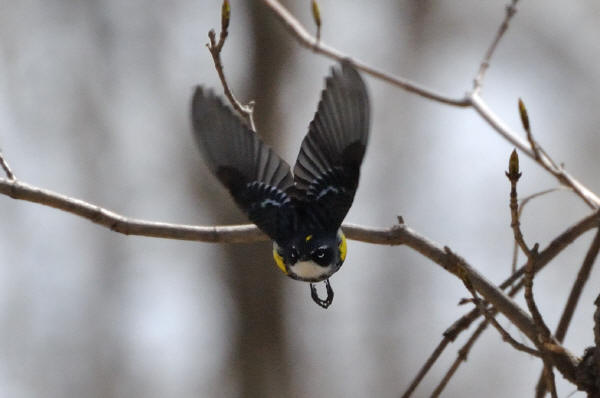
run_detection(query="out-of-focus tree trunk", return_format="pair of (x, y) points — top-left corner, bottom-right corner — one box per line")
(367, 2), (433, 394)
(189, 3), (296, 397)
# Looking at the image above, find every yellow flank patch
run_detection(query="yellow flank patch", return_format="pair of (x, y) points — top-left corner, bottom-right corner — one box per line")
(305, 234), (313, 242)
(273, 248), (287, 274)
(339, 232), (347, 262)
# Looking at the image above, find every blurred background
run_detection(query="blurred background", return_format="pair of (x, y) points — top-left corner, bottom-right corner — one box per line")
(1, 0), (600, 397)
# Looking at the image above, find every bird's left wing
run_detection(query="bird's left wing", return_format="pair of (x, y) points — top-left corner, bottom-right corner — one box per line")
(191, 87), (296, 242)
(293, 61), (370, 230)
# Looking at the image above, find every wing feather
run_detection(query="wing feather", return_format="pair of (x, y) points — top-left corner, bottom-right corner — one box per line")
(293, 61), (370, 230)
(191, 87), (295, 241)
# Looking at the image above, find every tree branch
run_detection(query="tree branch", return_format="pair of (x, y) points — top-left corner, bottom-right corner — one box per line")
(431, 320), (488, 398)
(556, 227), (600, 343)
(0, 150), (15, 180)
(473, 0), (519, 91)
(0, 171), (589, 385)
(262, 0), (600, 209)
(261, 0), (470, 107)
(506, 149), (530, 255)
(536, 227), (600, 397)
(511, 187), (570, 273)
(471, 294), (540, 357)
(400, 337), (450, 398)
(470, 94), (600, 208)
(404, 208), (600, 395)
(207, 0), (257, 131)
(0, 175), (577, 365)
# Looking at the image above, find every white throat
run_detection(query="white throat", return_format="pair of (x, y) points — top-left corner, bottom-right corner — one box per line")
(289, 260), (332, 281)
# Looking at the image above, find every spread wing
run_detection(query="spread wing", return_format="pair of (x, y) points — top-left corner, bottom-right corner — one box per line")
(191, 87), (296, 242)
(293, 61), (370, 230)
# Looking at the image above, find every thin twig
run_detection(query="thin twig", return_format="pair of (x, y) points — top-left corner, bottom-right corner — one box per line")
(536, 227), (600, 397)
(207, 0), (256, 131)
(506, 150), (530, 255)
(519, 188), (570, 219)
(402, 305), (488, 397)
(555, 227), (600, 342)
(543, 364), (559, 398)
(411, 210), (600, 395)
(595, 295), (600, 353)
(523, 245), (551, 338)
(510, 153), (554, 354)
(594, 294), (600, 376)
(400, 337), (450, 398)
(473, 0), (519, 91)
(505, 152), (558, 395)
(431, 320), (488, 398)
(470, 94), (600, 208)
(518, 98), (560, 171)
(0, 150), (15, 180)
(441, 245), (579, 383)
(471, 292), (540, 357)
(523, 244), (559, 397)
(511, 187), (570, 273)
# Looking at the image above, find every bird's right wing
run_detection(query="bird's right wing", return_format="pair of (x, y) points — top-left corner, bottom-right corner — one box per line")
(191, 87), (296, 242)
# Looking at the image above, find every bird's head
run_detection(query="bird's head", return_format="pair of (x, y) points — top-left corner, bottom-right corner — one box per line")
(272, 229), (347, 282)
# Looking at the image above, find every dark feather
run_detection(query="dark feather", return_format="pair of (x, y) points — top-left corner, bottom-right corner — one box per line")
(293, 61), (370, 230)
(191, 87), (295, 242)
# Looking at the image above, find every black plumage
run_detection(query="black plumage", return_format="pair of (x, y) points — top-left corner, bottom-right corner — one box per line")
(294, 62), (369, 231)
(191, 88), (296, 242)
(191, 60), (369, 247)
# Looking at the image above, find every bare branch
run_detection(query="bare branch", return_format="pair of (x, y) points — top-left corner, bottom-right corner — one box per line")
(404, 207), (600, 394)
(555, 227), (600, 342)
(536, 227), (600, 397)
(470, 94), (600, 208)
(543, 365), (559, 398)
(470, 94), (600, 209)
(401, 337), (450, 398)
(0, 150), (15, 180)
(522, 244), (559, 397)
(594, 295), (600, 380)
(523, 245), (552, 338)
(0, 178), (265, 242)
(207, 0), (257, 131)
(511, 187), (571, 273)
(473, 0), (519, 91)
(0, 172), (595, 368)
(506, 150), (531, 255)
(3, 177), (598, 250)
(431, 320), (488, 398)
(262, 0), (470, 107)
(0, 174), (586, 383)
(518, 98), (561, 171)
(471, 293), (540, 357)
(262, 0), (600, 209)
(595, 295), (600, 351)
(402, 305), (489, 397)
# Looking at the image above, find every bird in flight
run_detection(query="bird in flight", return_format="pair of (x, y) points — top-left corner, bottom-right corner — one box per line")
(191, 61), (370, 308)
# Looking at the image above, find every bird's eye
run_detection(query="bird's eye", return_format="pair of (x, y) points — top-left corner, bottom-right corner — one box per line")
(289, 247), (299, 261)
(314, 248), (327, 259)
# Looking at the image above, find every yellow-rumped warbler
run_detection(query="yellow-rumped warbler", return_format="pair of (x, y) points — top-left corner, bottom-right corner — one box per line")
(191, 61), (370, 308)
